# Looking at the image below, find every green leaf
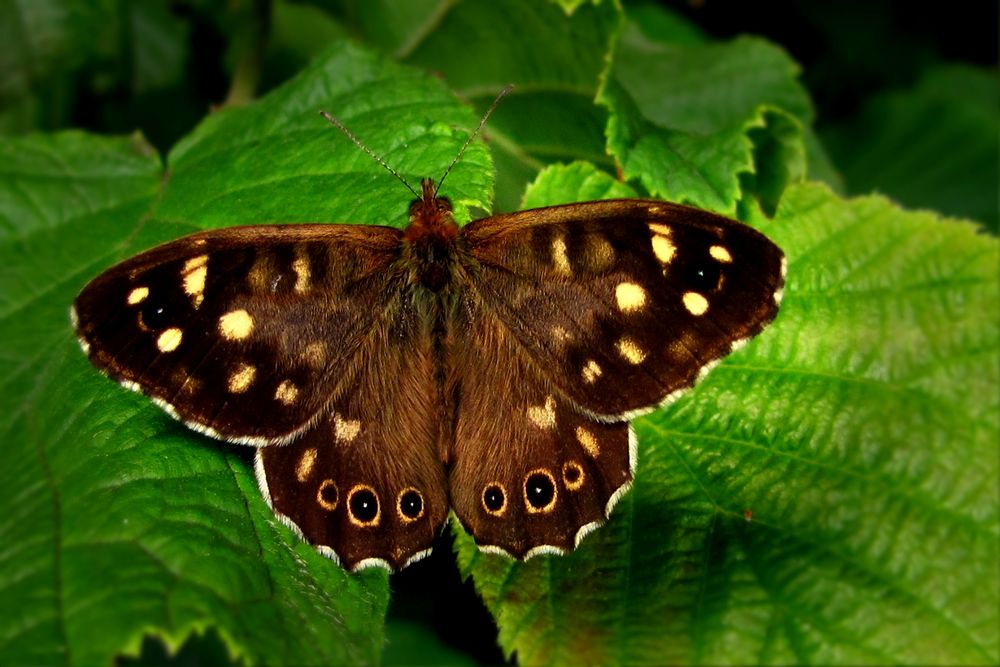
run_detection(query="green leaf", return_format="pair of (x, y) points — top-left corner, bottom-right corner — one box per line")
(604, 28), (833, 215)
(333, 0), (622, 211)
(0, 40), (496, 666)
(455, 167), (999, 666)
(822, 64), (999, 233)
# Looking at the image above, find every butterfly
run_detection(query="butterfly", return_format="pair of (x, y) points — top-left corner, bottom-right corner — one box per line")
(71, 99), (785, 572)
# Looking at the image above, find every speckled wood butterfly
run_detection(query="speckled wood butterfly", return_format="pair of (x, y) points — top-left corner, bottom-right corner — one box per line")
(72, 97), (785, 571)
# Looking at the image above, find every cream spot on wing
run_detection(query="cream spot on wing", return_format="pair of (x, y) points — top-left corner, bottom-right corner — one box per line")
(183, 255), (208, 308)
(228, 363), (256, 393)
(248, 254), (272, 292)
(275, 380), (299, 405)
(615, 282), (647, 312)
(156, 328), (183, 352)
(617, 337), (646, 364)
(582, 359), (602, 384)
(293, 246), (311, 294)
(648, 223), (671, 235)
(335, 415), (361, 442)
(710, 245), (733, 263)
(127, 286), (149, 305)
(302, 341), (326, 368)
(575, 426), (599, 457)
(296, 448), (318, 482)
(219, 309), (254, 340)
(652, 235), (676, 265)
(683, 291), (709, 316)
(527, 396), (557, 430)
(551, 325), (572, 344)
(551, 236), (572, 276)
(585, 235), (615, 271)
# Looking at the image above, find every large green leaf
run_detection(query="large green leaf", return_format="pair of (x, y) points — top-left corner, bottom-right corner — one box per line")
(603, 30), (818, 217)
(455, 163), (999, 666)
(0, 40), (494, 667)
(331, 0), (622, 211)
(822, 64), (999, 233)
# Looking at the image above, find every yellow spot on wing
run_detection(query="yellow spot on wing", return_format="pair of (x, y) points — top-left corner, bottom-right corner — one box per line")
(127, 286), (149, 305)
(156, 328), (183, 352)
(551, 236), (572, 276)
(617, 337), (646, 364)
(551, 325), (571, 344)
(648, 223), (671, 235)
(683, 292), (709, 316)
(652, 235), (676, 264)
(582, 359), (603, 384)
(710, 245), (733, 263)
(183, 255), (208, 308)
(293, 247), (311, 293)
(302, 341), (326, 368)
(228, 363), (256, 393)
(615, 282), (647, 312)
(584, 235), (615, 271)
(296, 448), (318, 482)
(275, 380), (299, 405)
(335, 415), (361, 442)
(527, 396), (557, 430)
(219, 309), (254, 340)
(575, 427), (599, 457)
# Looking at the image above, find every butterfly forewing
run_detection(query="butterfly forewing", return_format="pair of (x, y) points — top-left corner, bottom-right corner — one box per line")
(73, 224), (403, 444)
(459, 199), (785, 419)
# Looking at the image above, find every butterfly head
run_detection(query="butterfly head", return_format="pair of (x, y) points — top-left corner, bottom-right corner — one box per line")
(404, 178), (457, 243)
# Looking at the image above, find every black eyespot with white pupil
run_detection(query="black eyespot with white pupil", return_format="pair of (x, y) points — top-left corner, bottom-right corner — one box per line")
(525, 471), (556, 511)
(483, 484), (506, 515)
(399, 489), (424, 521)
(679, 255), (722, 292)
(349, 487), (379, 524)
(140, 300), (171, 329)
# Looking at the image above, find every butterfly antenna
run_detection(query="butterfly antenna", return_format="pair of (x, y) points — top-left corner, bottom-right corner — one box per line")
(319, 110), (420, 199)
(434, 84), (514, 196)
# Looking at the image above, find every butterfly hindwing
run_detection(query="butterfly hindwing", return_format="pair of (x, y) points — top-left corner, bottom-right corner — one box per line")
(257, 301), (448, 570)
(73, 224), (403, 443)
(459, 199), (785, 419)
(446, 297), (635, 557)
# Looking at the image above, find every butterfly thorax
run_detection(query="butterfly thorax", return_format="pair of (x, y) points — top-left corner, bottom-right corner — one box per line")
(403, 178), (460, 292)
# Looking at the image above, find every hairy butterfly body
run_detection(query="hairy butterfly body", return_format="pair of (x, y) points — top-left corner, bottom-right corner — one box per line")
(73, 145), (784, 572)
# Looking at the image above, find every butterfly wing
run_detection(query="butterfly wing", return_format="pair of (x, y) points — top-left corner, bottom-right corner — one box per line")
(257, 300), (449, 571)
(73, 224), (403, 444)
(446, 296), (636, 558)
(446, 200), (783, 556)
(76, 223), (450, 569)
(458, 199), (785, 419)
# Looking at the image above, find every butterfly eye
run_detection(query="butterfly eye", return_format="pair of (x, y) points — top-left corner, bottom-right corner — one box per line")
(524, 470), (557, 513)
(482, 484), (507, 516)
(562, 462), (585, 491)
(347, 485), (380, 526)
(397, 488), (424, 522)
